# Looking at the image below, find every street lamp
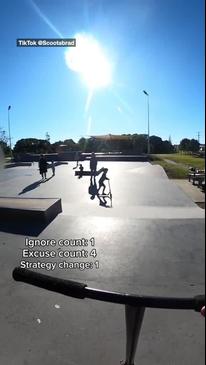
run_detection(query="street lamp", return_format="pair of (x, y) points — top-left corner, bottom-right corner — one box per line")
(143, 90), (150, 155)
(8, 105), (12, 158)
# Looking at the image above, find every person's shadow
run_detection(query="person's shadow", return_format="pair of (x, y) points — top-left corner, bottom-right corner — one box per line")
(88, 169), (112, 208)
(88, 176), (99, 200)
(18, 180), (42, 195)
(44, 175), (54, 182)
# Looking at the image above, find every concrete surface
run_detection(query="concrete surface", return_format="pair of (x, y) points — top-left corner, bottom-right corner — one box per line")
(0, 161), (205, 365)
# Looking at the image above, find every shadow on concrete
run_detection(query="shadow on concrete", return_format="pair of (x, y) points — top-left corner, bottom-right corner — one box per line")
(75, 167), (106, 177)
(88, 168), (112, 208)
(0, 219), (49, 236)
(0, 198), (62, 236)
(44, 175), (54, 182)
(19, 180), (42, 195)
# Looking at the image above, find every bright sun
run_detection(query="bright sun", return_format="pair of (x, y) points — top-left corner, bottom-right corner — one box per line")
(65, 33), (112, 90)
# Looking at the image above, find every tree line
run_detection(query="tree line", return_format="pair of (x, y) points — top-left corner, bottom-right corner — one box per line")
(0, 130), (201, 156)
(12, 135), (175, 155)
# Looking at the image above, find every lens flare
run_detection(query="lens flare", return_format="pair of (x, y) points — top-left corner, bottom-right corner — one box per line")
(65, 33), (112, 90)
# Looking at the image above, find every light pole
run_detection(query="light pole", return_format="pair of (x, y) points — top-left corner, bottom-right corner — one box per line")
(143, 90), (150, 154)
(8, 105), (12, 158)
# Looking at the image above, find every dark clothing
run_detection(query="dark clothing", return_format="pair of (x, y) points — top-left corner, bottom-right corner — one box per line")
(51, 162), (55, 176)
(189, 167), (196, 173)
(78, 164), (84, 179)
(73, 152), (80, 169)
(39, 157), (47, 176)
(90, 155), (97, 174)
(89, 179), (98, 196)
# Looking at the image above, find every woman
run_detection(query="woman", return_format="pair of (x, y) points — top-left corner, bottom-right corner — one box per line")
(39, 155), (48, 180)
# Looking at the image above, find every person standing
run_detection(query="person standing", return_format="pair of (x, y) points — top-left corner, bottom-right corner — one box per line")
(39, 155), (48, 180)
(73, 151), (81, 170)
(90, 152), (97, 176)
(51, 161), (55, 176)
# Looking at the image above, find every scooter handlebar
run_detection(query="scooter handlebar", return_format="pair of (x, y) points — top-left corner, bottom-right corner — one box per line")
(12, 267), (205, 312)
(13, 267), (87, 299)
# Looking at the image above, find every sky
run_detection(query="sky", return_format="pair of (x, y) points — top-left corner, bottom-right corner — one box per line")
(0, 0), (205, 146)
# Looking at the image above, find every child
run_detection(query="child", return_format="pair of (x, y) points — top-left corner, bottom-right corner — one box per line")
(78, 164), (84, 179)
(51, 161), (55, 176)
(73, 151), (80, 169)
(98, 168), (109, 195)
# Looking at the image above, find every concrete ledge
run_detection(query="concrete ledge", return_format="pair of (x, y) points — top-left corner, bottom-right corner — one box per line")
(0, 197), (62, 223)
(75, 168), (105, 176)
(84, 155), (148, 162)
(54, 161), (68, 166)
(75, 171), (92, 176)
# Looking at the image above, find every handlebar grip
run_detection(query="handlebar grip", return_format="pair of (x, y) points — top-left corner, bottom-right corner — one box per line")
(194, 295), (205, 312)
(12, 267), (87, 299)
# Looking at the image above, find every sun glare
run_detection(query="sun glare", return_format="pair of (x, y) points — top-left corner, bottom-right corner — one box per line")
(65, 33), (112, 90)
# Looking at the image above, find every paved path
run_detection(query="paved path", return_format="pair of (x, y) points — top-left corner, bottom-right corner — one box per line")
(164, 158), (178, 165)
(173, 179), (205, 204)
(164, 158), (189, 169)
(0, 161), (204, 365)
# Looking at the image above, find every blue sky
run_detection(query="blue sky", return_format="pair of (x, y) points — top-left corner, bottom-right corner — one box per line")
(0, 0), (205, 146)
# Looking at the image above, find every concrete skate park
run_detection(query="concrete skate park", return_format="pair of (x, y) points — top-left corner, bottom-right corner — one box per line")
(0, 160), (205, 365)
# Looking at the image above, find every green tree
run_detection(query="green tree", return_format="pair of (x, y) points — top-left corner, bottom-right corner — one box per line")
(78, 137), (87, 152)
(85, 137), (98, 152)
(13, 138), (51, 154)
(63, 139), (78, 151)
(132, 134), (147, 154)
(51, 140), (64, 152)
(179, 138), (191, 151)
(150, 136), (164, 153)
(118, 135), (132, 153)
(189, 139), (200, 152)
(0, 128), (10, 155)
(162, 140), (174, 153)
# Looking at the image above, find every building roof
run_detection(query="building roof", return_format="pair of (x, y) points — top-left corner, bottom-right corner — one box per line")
(91, 134), (131, 141)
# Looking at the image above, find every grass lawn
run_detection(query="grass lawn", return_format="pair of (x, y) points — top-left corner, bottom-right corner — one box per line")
(150, 153), (205, 179)
(153, 153), (205, 169)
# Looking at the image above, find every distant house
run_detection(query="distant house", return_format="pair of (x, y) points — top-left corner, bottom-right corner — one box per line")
(91, 134), (130, 141)
(56, 144), (69, 153)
